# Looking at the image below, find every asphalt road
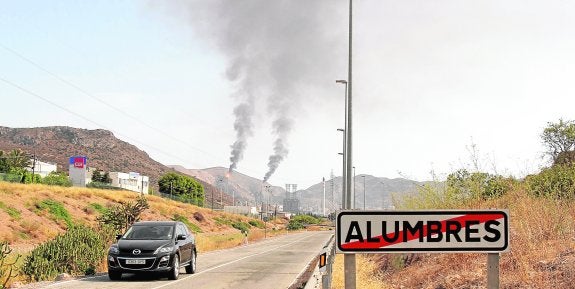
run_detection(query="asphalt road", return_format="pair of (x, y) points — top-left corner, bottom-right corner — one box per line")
(38, 230), (333, 289)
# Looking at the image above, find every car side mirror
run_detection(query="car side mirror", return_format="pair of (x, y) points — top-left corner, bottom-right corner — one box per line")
(177, 234), (186, 241)
(116, 234), (123, 240)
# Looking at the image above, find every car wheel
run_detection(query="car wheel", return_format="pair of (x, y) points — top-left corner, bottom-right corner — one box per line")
(108, 270), (122, 281)
(168, 254), (180, 280)
(185, 250), (196, 274)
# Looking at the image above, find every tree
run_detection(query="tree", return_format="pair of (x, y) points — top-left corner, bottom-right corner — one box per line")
(0, 151), (8, 173)
(91, 169), (102, 183)
(541, 119), (575, 162)
(158, 172), (204, 206)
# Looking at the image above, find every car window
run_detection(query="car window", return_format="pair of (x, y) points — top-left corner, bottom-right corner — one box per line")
(123, 225), (174, 240)
(176, 224), (186, 237)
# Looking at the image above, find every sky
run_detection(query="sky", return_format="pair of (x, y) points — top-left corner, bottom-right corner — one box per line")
(1, 0), (574, 189)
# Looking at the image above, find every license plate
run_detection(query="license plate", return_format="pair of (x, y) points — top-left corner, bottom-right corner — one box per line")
(126, 259), (146, 265)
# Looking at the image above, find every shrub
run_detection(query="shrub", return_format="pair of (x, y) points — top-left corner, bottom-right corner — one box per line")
(287, 214), (321, 231)
(97, 196), (149, 233)
(525, 164), (575, 199)
(0, 242), (20, 289)
(232, 222), (250, 234)
(248, 220), (264, 229)
(21, 226), (113, 282)
(41, 172), (72, 187)
(446, 169), (511, 201)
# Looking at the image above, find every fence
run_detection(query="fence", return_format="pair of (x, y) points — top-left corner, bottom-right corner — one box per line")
(156, 192), (204, 207)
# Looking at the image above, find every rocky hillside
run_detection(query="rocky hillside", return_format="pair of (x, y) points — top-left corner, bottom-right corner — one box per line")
(0, 126), (214, 193)
(170, 166), (285, 205)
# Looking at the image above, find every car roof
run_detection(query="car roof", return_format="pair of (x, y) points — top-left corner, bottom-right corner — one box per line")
(132, 221), (179, 226)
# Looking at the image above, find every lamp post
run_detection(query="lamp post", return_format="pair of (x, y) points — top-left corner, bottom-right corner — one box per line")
(344, 1), (355, 287)
(361, 175), (366, 210)
(380, 181), (385, 209)
(337, 128), (346, 209)
(353, 166), (356, 209)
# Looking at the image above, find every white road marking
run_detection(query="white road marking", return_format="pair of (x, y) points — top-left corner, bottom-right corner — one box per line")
(149, 233), (317, 289)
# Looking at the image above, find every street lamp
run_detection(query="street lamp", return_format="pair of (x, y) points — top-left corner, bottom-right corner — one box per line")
(361, 175), (366, 210)
(337, 128), (346, 209)
(353, 166), (356, 209)
(380, 181), (385, 210)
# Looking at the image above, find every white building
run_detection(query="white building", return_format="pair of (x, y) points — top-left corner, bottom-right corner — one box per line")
(224, 206), (259, 216)
(109, 172), (149, 194)
(27, 160), (57, 177)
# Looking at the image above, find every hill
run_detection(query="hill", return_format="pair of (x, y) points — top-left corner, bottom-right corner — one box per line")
(169, 165), (285, 205)
(0, 126), (217, 194)
(298, 175), (423, 212)
(0, 182), (283, 253)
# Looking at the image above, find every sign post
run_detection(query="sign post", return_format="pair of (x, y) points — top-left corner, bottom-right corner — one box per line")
(336, 210), (509, 288)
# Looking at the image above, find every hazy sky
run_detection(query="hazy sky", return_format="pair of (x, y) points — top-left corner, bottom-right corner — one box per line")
(1, 0), (574, 188)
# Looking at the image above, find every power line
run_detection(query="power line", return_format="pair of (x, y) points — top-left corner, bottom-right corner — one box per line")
(0, 43), (263, 177)
(0, 43), (224, 164)
(0, 76), (202, 168)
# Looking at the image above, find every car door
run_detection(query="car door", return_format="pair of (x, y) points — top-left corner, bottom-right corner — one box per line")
(176, 224), (191, 263)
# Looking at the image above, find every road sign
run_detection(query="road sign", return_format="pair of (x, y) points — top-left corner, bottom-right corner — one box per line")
(336, 210), (509, 253)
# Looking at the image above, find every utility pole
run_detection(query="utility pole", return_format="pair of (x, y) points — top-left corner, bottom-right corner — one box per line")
(362, 175), (366, 210)
(344, 0), (356, 288)
(322, 177), (326, 216)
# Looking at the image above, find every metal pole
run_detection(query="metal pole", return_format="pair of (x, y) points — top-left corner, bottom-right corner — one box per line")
(353, 166), (356, 209)
(344, 0), (356, 288)
(487, 253), (500, 289)
(362, 175), (366, 210)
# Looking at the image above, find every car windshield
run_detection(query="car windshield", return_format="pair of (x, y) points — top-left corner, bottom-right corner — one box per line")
(122, 225), (174, 240)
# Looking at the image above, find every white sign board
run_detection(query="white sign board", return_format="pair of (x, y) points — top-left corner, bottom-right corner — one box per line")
(336, 210), (509, 254)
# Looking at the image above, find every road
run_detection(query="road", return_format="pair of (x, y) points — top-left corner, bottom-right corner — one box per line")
(38, 231), (333, 289)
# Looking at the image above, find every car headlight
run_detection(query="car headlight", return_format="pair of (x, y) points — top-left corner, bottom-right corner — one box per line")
(109, 246), (119, 255)
(154, 246), (174, 255)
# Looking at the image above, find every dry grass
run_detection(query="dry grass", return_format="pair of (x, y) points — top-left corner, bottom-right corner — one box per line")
(331, 186), (575, 288)
(0, 181), (288, 266)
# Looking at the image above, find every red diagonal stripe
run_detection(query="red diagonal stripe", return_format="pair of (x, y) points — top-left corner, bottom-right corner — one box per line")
(341, 213), (504, 250)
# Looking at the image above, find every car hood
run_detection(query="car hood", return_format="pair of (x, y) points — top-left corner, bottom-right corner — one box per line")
(117, 239), (171, 251)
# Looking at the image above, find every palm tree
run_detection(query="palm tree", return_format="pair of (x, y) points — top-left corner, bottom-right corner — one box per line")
(6, 149), (31, 172)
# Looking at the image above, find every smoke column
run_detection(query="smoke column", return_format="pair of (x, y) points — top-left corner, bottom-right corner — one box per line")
(229, 101), (254, 172)
(158, 0), (346, 180)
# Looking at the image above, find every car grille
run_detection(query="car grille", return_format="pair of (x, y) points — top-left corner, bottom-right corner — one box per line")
(120, 249), (155, 255)
(117, 257), (156, 270)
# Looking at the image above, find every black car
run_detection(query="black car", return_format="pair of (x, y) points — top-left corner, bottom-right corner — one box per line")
(107, 221), (197, 280)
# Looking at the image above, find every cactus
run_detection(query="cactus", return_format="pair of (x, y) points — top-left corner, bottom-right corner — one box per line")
(21, 226), (114, 281)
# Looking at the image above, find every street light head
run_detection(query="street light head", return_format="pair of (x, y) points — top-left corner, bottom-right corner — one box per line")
(336, 79), (347, 84)
(337, 128), (345, 132)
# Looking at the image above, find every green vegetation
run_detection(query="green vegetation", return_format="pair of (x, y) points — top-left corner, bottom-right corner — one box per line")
(172, 214), (202, 233)
(21, 226), (113, 281)
(91, 170), (111, 184)
(248, 219), (264, 229)
(41, 172), (72, 187)
(89, 203), (108, 214)
(231, 221), (250, 234)
(158, 172), (204, 206)
(97, 196), (149, 232)
(541, 119), (575, 162)
(287, 214), (321, 230)
(214, 217), (233, 226)
(525, 164), (575, 199)
(35, 199), (73, 227)
(0, 242), (20, 289)
(0, 201), (21, 220)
